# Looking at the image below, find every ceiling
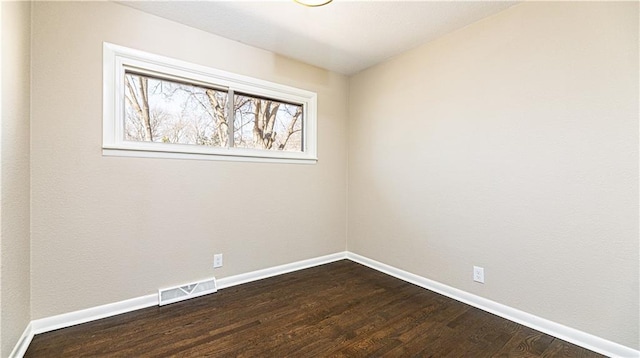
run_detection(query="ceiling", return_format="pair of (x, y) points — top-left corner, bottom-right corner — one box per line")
(119, 1), (519, 75)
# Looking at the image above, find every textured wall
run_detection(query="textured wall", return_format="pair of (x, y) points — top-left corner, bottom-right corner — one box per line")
(348, 2), (638, 349)
(21, 0), (640, 353)
(30, 1), (348, 319)
(1, 1), (32, 357)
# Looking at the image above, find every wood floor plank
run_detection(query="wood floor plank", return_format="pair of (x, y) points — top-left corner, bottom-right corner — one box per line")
(24, 260), (604, 357)
(492, 325), (556, 357)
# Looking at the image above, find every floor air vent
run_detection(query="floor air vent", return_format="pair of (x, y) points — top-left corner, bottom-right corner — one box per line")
(158, 277), (217, 306)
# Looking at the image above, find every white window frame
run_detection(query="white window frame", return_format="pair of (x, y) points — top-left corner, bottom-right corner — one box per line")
(103, 42), (318, 164)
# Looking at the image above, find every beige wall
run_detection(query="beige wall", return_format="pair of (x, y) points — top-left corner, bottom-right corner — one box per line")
(9, 0), (639, 354)
(1, 1), (32, 356)
(348, 1), (638, 350)
(30, 1), (348, 319)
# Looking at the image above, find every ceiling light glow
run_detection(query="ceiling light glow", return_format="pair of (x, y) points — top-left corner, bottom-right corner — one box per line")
(294, 0), (333, 7)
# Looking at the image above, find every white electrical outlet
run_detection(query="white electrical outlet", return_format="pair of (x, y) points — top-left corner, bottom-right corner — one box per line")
(473, 266), (485, 283)
(213, 254), (223, 268)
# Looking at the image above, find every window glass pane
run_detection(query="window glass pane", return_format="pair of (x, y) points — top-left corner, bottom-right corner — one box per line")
(233, 94), (303, 152)
(124, 72), (229, 147)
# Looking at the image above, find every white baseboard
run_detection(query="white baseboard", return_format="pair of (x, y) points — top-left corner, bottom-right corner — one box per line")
(11, 293), (159, 358)
(10, 252), (347, 357)
(11, 251), (638, 358)
(346, 252), (639, 358)
(12, 294), (160, 357)
(216, 252), (347, 289)
(9, 322), (33, 358)
(30, 293), (158, 336)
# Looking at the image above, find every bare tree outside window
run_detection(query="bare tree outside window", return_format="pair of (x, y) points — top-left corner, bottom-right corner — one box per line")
(124, 72), (228, 147)
(105, 43), (317, 163)
(234, 94), (303, 152)
(124, 72), (303, 153)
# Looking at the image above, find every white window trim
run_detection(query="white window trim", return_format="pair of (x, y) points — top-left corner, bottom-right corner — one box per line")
(103, 42), (318, 164)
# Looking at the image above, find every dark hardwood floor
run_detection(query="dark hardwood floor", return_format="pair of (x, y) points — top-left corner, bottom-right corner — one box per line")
(25, 260), (604, 357)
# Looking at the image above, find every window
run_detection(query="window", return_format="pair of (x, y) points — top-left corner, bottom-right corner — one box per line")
(103, 43), (317, 163)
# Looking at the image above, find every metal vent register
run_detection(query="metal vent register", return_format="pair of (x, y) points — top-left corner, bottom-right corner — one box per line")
(158, 277), (217, 306)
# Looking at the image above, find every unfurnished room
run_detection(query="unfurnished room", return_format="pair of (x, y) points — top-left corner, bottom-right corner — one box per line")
(0, 0), (638, 357)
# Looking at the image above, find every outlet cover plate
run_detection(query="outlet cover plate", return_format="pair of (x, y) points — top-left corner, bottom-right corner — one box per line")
(214, 254), (223, 268)
(473, 266), (484, 283)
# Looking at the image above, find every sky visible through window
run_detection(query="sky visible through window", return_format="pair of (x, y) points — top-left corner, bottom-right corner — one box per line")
(124, 72), (303, 152)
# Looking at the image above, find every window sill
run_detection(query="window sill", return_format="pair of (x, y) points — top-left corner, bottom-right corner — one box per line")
(102, 147), (318, 164)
